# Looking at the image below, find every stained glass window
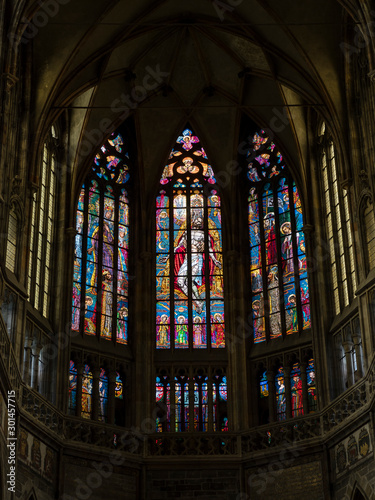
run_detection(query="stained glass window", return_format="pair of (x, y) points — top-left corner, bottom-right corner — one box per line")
(81, 364), (93, 419)
(247, 130), (310, 343)
(156, 128), (224, 350)
(99, 368), (108, 422)
(156, 375), (171, 432)
(27, 128), (57, 317)
(290, 363), (303, 417)
(275, 367), (286, 421)
(175, 375), (190, 431)
(306, 359), (317, 412)
(68, 361), (77, 415)
(72, 132), (131, 343)
(213, 374), (228, 431)
(115, 372), (123, 399)
(156, 372), (228, 432)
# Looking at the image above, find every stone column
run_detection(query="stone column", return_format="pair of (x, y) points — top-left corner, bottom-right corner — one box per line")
(188, 369), (194, 432)
(266, 371), (276, 422)
(352, 333), (364, 378)
(23, 338), (33, 385)
(207, 368), (214, 432)
(92, 367), (100, 421)
(170, 374), (176, 432)
(300, 363), (308, 415)
(284, 367), (292, 419)
(108, 370), (117, 425)
(31, 342), (41, 390)
(76, 363), (83, 418)
(343, 341), (355, 387)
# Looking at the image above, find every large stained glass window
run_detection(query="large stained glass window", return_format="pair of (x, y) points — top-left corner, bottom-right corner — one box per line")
(156, 129), (224, 350)
(72, 132), (130, 343)
(247, 130), (310, 343)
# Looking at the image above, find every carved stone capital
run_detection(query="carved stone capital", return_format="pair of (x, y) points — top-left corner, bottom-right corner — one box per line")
(1, 73), (19, 92)
(341, 178), (352, 191)
(66, 227), (77, 239)
(11, 176), (22, 197)
(368, 69), (375, 83)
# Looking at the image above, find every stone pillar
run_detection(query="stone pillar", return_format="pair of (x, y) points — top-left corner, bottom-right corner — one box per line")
(207, 368), (214, 432)
(76, 363), (83, 418)
(343, 341), (355, 388)
(23, 338), (33, 385)
(266, 371), (276, 422)
(31, 342), (41, 390)
(108, 370), (116, 425)
(188, 370), (194, 432)
(300, 363), (308, 415)
(284, 367), (292, 419)
(92, 367), (100, 421)
(352, 333), (364, 378)
(170, 374), (176, 432)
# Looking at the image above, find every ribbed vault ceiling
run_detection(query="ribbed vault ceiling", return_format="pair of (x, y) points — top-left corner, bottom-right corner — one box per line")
(18, 0), (351, 192)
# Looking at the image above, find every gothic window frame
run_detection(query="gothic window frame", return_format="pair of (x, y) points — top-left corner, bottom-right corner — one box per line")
(359, 194), (375, 276)
(245, 129), (311, 344)
(155, 126), (226, 351)
(71, 129), (134, 345)
(27, 126), (59, 318)
(154, 126), (228, 433)
(5, 202), (20, 274)
(318, 122), (357, 315)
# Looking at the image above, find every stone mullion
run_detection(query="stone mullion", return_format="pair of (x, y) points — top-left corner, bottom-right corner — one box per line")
(170, 372), (176, 432)
(266, 370), (276, 422)
(92, 367), (100, 421)
(23, 338), (33, 385)
(31, 342), (41, 390)
(300, 362), (309, 415)
(343, 340), (355, 388)
(207, 367), (214, 432)
(284, 367), (292, 420)
(76, 363), (84, 418)
(108, 370), (117, 425)
(189, 368), (194, 431)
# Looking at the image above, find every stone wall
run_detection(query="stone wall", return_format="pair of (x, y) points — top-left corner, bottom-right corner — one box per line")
(146, 468), (240, 500)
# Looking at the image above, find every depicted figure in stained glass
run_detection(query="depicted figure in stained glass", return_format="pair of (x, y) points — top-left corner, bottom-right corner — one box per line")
(193, 316), (204, 346)
(176, 315), (188, 346)
(276, 373), (286, 420)
(157, 314), (169, 346)
(291, 367), (303, 417)
(212, 314), (225, 347)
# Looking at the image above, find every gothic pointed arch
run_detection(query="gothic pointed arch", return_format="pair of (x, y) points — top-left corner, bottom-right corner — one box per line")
(156, 126), (225, 350)
(245, 128), (311, 343)
(154, 126), (228, 433)
(71, 128), (133, 344)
